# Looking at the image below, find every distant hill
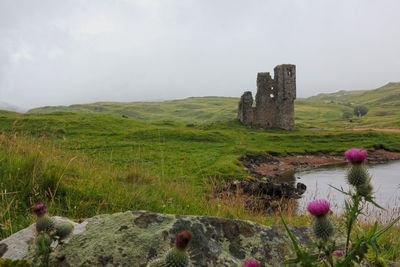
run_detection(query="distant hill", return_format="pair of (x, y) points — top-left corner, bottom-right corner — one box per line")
(0, 102), (25, 113)
(307, 82), (400, 106)
(28, 83), (400, 129)
(296, 82), (400, 129)
(28, 97), (240, 124)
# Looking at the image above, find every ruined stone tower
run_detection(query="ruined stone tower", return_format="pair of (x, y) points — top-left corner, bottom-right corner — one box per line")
(238, 64), (296, 130)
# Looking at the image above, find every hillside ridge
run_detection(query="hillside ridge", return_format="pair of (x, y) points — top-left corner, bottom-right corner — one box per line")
(24, 83), (400, 129)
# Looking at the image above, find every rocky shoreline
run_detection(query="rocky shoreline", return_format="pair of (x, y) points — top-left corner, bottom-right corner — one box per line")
(241, 149), (400, 181)
(217, 179), (307, 214)
(219, 150), (400, 213)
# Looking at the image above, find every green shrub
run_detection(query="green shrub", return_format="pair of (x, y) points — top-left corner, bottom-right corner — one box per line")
(354, 105), (368, 117)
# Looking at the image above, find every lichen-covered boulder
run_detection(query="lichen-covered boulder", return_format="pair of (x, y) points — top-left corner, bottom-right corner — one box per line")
(1, 211), (312, 266)
(0, 216), (84, 261)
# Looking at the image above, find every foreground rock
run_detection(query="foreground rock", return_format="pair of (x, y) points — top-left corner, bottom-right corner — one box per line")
(1, 211), (313, 266)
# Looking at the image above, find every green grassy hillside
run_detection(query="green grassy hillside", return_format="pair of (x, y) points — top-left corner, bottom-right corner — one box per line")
(1, 111), (400, 260)
(307, 82), (400, 104)
(28, 97), (240, 125)
(297, 82), (400, 129)
(27, 83), (400, 129)
(3, 83), (400, 260)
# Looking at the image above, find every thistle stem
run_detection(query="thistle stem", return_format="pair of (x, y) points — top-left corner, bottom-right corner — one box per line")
(345, 195), (361, 257)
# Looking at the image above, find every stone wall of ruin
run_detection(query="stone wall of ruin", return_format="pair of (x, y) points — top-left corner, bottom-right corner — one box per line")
(238, 64), (296, 130)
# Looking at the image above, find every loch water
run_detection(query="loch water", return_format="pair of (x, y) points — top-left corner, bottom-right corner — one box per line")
(288, 160), (400, 223)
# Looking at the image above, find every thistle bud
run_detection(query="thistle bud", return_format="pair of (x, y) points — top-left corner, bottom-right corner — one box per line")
(345, 148), (367, 164)
(307, 200), (330, 217)
(333, 250), (343, 256)
(33, 203), (47, 217)
(311, 215), (334, 240)
(36, 215), (55, 233)
(148, 231), (193, 267)
(347, 164), (369, 187)
(55, 222), (74, 240)
(243, 259), (259, 267)
(357, 183), (373, 197)
(174, 231), (192, 250)
(35, 233), (52, 247)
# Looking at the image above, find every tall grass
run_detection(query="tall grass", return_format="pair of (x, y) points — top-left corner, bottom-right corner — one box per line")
(0, 133), (200, 238)
(1, 133), (399, 261)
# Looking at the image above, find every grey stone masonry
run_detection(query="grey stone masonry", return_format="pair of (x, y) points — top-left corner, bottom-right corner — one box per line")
(237, 91), (254, 126)
(238, 64), (296, 130)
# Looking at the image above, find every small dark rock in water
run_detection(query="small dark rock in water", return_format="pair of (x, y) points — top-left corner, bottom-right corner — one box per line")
(296, 183), (307, 194)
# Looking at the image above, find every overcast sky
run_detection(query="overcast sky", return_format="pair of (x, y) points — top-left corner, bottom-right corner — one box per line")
(1, 0), (399, 110)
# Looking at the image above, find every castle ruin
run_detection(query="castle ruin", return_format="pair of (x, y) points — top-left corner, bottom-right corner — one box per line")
(238, 64), (296, 130)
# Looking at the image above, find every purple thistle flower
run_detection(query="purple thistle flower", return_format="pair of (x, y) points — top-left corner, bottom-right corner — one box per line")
(345, 148), (367, 164)
(243, 259), (259, 267)
(333, 250), (343, 256)
(174, 231), (193, 250)
(33, 203), (47, 217)
(307, 200), (330, 216)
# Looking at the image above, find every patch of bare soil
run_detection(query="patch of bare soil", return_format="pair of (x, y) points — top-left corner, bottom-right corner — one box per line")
(241, 150), (400, 180)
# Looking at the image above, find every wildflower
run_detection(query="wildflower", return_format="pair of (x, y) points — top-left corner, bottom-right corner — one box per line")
(175, 231), (193, 250)
(346, 150), (369, 186)
(243, 259), (259, 267)
(333, 250), (343, 256)
(149, 231), (193, 267)
(308, 200), (334, 240)
(36, 215), (55, 232)
(307, 200), (330, 217)
(33, 203), (47, 217)
(345, 148), (367, 164)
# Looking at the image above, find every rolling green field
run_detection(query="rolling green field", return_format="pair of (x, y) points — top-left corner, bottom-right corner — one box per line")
(28, 82), (400, 129)
(2, 83), (400, 261)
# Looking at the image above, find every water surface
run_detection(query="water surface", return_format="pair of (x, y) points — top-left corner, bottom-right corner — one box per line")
(291, 161), (400, 223)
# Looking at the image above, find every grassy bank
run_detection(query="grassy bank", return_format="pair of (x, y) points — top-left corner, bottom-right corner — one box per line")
(1, 111), (400, 260)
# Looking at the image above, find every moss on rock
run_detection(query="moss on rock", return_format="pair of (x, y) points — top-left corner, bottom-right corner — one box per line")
(2, 211), (314, 266)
